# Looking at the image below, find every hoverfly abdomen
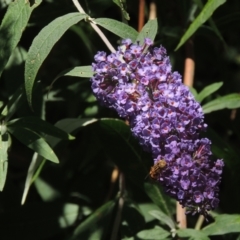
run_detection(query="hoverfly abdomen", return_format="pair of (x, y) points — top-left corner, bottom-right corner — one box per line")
(149, 159), (167, 180)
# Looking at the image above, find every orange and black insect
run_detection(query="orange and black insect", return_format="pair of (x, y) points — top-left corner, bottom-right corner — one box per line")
(149, 159), (167, 180)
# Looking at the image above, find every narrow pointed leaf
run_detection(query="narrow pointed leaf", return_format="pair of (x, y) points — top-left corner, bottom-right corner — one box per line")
(196, 82), (223, 103)
(144, 182), (172, 217)
(25, 12), (86, 106)
(8, 127), (59, 163)
(149, 210), (175, 230)
(47, 118), (97, 147)
(189, 86), (198, 99)
(175, 0), (226, 50)
(113, 0), (130, 20)
(55, 66), (93, 79)
(136, 19), (158, 44)
(193, 0), (226, 46)
(21, 118), (96, 204)
(95, 18), (138, 41)
(202, 93), (240, 114)
(51, 66), (93, 88)
(21, 153), (45, 205)
(70, 200), (115, 240)
(0, 133), (9, 191)
(0, 0), (42, 76)
(0, 85), (24, 121)
(7, 116), (75, 140)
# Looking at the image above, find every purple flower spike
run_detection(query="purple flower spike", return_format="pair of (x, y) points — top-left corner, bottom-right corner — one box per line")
(90, 38), (224, 216)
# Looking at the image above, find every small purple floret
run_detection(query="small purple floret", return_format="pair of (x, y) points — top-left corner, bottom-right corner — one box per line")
(90, 38), (224, 216)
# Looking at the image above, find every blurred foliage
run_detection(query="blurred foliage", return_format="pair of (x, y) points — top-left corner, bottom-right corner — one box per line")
(0, 0), (240, 239)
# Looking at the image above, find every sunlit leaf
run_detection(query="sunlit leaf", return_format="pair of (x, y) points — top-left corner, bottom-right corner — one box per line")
(177, 228), (210, 240)
(25, 12), (86, 106)
(34, 177), (60, 202)
(193, 0), (226, 46)
(202, 214), (240, 235)
(138, 203), (161, 223)
(113, 0), (130, 20)
(0, 0), (42, 76)
(202, 93), (240, 114)
(0, 85), (24, 121)
(55, 66), (93, 79)
(0, 132), (9, 191)
(149, 210), (176, 230)
(47, 118), (97, 147)
(95, 18), (138, 41)
(8, 127), (59, 163)
(136, 227), (170, 240)
(50, 66), (93, 89)
(58, 203), (79, 228)
(175, 0), (226, 50)
(196, 82), (223, 103)
(144, 182), (172, 217)
(7, 116), (75, 140)
(21, 118), (97, 204)
(136, 19), (158, 45)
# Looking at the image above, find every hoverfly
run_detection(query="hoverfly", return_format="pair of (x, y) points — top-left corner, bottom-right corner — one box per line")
(149, 159), (167, 180)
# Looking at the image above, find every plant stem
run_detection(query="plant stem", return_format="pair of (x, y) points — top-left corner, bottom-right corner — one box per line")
(138, 0), (145, 31)
(176, 201), (187, 228)
(72, 0), (116, 53)
(183, 39), (195, 87)
(195, 215), (205, 230)
(110, 172), (125, 240)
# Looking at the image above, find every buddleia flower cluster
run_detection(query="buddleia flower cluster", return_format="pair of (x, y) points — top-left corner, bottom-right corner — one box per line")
(90, 38), (224, 216)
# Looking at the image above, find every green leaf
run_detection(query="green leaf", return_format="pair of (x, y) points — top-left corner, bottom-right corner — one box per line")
(34, 177), (60, 202)
(0, 132), (9, 191)
(189, 86), (198, 99)
(144, 182), (172, 217)
(46, 118), (97, 147)
(21, 118), (96, 204)
(21, 153), (46, 205)
(138, 203), (161, 223)
(55, 66), (93, 79)
(177, 229), (210, 240)
(113, 0), (130, 20)
(175, 0), (226, 50)
(58, 203), (80, 228)
(50, 66), (93, 89)
(7, 116), (75, 140)
(193, 0), (226, 47)
(196, 82), (223, 103)
(95, 18), (138, 41)
(202, 93), (240, 114)
(0, 84), (24, 121)
(136, 227), (170, 240)
(136, 19), (158, 45)
(92, 119), (148, 183)
(8, 127), (59, 163)
(25, 12), (86, 106)
(202, 214), (240, 235)
(0, 0), (42, 76)
(121, 201), (145, 236)
(149, 210), (176, 230)
(70, 200), (115, 240)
